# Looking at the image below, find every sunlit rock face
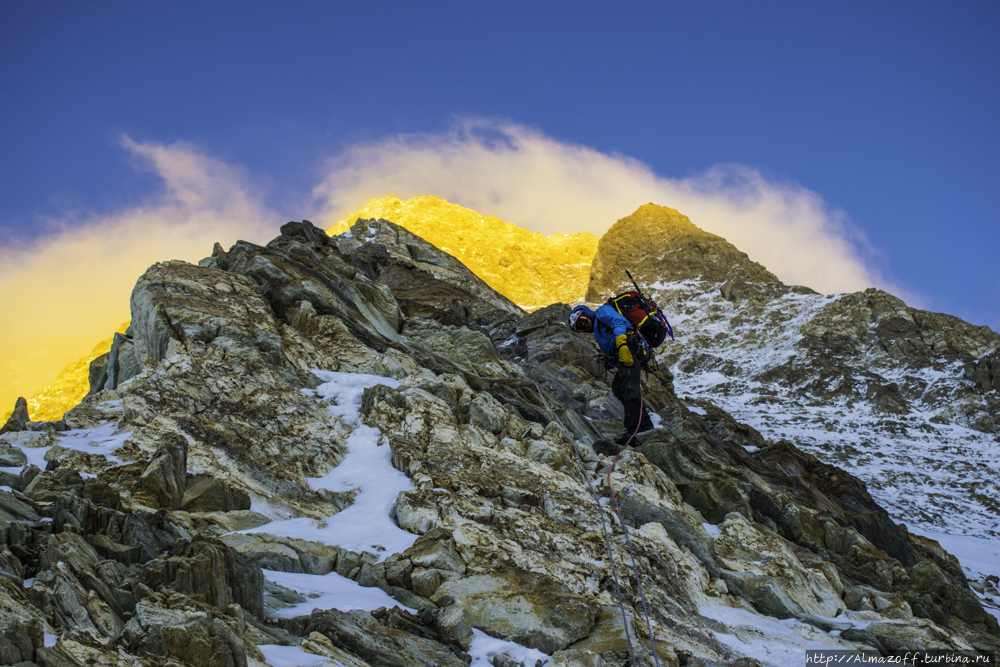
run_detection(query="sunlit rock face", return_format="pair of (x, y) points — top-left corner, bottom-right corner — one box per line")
(330, 195), (599, 310)
(587, 203), (781, 301)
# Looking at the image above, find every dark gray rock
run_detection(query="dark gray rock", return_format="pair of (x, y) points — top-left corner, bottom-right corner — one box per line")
(0, 398), (30, 435)
(143, 536), (264, 621)
(302, 607), (466, 667)
(134, 433), (187, 510)
(181, 475), (251, 512)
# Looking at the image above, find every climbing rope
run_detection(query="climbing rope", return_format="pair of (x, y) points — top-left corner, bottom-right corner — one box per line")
(529, 378), (638, 666)
(530, 378), (661, 667)
(604, 384), (660, 667)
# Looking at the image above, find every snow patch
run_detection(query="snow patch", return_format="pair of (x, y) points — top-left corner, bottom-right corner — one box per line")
(262, 568), (412, 618)
(467, 629), (551, 667)
(257, 644), (341, 667)
(241, 371), (415, 560)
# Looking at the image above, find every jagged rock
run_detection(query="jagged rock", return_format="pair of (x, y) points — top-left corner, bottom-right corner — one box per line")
(12, 209), (1000, 666)
(169, 510), (269, 536)
(22, 468), (85, 503)
(547, 649), (609, 666)
(122, 599), (265, 667)
(220, 533), (343, 575)
(143, 536), (265, 620)
(436, 603), (474, 650)
(0, 398), (30, 435)
(0, 576), (49, 664)
(843, 586), (912, 619)
(0, 441), (27, 467)
(133, 433), (188, 510)
(87, 351), (110, 397)
(29, 559), (124, 646)
(335, 217), (523, 327)
(618, 493), (717, 593)
(865, 618), (973, 652)
(714, 513), (845, 619)
(181, 475), (251, 512)
(105, 332), (141, 391)
(300, 607), (467, 667)
(432, 570), (598, 654)
(280, 219), (332, 247)
(298, 630), (373, 666)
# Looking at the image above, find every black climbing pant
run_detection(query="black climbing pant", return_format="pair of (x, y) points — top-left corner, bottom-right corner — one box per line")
(612, 338), (652, 436)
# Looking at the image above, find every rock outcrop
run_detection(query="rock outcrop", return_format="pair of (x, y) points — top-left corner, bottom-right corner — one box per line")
(587, 204), (781, 300)
(1, 213), (996, 667)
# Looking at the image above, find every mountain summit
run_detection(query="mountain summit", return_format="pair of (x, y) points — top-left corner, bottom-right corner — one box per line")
(330, 195), (599, 310)
(588, 203), (780, 300)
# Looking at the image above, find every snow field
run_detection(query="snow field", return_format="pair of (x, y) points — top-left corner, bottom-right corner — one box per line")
(242, 370), (416, 558)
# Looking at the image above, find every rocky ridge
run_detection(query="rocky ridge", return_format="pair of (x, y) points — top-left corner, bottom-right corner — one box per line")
(588, 207), (1000, 603)
(0, 214), (997, 667)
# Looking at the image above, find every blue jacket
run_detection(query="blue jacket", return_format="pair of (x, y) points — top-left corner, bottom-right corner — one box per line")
(578, 304), (636, 357)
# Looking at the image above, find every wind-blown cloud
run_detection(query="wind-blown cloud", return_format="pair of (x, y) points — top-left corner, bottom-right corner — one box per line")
(0, 137), (276, 415)
(313, 118), (905, 298)
(3, 121), (917, 418)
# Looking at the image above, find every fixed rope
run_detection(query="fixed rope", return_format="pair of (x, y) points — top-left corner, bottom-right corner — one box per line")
(604, 384), (660, 667)
(529, 378), (638, 666)
(530, 378), (661, 667)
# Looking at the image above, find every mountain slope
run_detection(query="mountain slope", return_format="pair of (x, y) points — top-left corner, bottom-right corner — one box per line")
(2, 216), (997, 666)
(586, 207), (1000, 605)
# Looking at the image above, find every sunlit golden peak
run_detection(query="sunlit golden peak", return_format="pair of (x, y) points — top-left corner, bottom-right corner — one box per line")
(329, 195), (598, 310)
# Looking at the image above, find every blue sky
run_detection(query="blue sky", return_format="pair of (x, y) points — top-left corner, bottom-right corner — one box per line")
(1, 2), (998, 336)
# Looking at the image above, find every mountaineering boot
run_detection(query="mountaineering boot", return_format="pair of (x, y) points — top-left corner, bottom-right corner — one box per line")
(614, 431), (638, 448)
(592, 437), (621, 458)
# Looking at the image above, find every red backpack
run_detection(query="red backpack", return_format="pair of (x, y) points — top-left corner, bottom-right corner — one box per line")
(606, 291), (673, 348)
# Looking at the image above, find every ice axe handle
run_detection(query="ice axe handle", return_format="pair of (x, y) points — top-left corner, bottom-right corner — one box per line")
(625, 270), (646, 301)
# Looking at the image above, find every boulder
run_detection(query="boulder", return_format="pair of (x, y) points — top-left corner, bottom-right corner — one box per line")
(104, 333), (141, 391)
(133, 433), (188, 510)
(86, 352), (110, 396)
(431, 571), (598, 654)
(302, 607), (467, 667)
(843, 586), (912, 620)
(0, 441), (27, 467)
(0, 398), (30, 435)
(714, 513), (845, 619)
(219, 533), (343, 575)
(181, 475), (251, 512)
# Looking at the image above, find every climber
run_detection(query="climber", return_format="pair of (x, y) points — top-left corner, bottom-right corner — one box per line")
(569, 303), (654, 447)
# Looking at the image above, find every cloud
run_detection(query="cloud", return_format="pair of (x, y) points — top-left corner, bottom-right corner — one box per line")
(313, 118), (910, 299)
(0, 137), (277, 415)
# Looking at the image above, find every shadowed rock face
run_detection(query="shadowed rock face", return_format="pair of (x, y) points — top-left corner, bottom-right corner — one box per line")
(1, 216), (997, 666)
(587, 203), (781, 301)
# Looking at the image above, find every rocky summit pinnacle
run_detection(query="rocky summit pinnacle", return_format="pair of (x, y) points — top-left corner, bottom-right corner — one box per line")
(587, 203), (781, 300)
